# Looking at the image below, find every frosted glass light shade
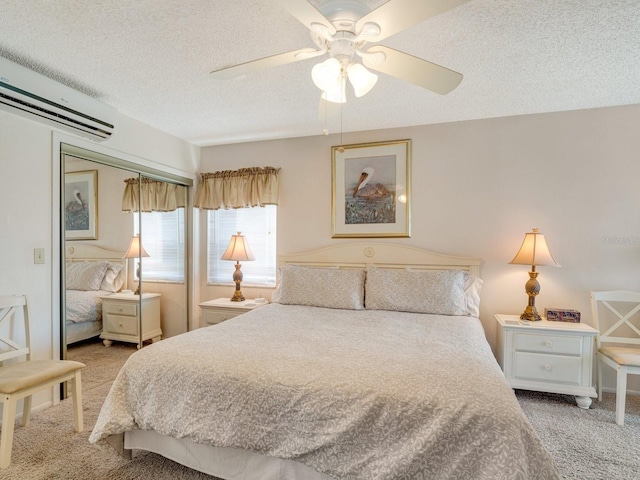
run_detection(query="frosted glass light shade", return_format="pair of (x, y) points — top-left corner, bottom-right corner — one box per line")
(312, 58), (341, 91)
(347, 63), (378, 97)
(509, 228), (559, 267)
(321, 76), (346, 104)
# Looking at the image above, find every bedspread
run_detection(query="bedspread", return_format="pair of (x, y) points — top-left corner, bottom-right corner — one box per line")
(90, 304), (560, 480)
(66, 289), (107, 324)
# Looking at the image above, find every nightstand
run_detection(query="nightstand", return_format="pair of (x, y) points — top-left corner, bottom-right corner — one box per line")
(495, 314), (597, 409)
(199, 298), (266, 326)
(100, 293), (162, 349)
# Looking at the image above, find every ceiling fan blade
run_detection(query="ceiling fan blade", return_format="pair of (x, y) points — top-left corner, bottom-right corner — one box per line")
(362, 46), (462, 95)
(211, 48), (325, 80)
(276, 0), (336, 39)
(356, 0), (470, 43)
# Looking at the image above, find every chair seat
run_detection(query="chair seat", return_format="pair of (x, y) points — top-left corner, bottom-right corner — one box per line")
(0, 360), (85, 394)
(599, 346), (640, 367)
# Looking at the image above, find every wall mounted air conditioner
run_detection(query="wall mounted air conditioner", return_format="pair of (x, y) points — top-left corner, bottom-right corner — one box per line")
(0, 56), (116, 141)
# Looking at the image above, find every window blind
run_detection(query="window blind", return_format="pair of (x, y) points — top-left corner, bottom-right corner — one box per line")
(207, 206), (277, 287)
(134, 209), (185, 282)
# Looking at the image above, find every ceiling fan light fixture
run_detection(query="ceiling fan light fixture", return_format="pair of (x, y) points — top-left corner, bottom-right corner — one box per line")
(347, 62), (378, 97)
(322, 75), (346, 104)
(312, 57), (341, 91)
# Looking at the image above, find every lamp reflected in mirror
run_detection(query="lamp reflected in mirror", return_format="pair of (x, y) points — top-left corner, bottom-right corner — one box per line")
(123, 234), (149, 295)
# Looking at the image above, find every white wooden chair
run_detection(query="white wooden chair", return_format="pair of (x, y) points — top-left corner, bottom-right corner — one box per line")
(590, 291), (640, 425)
(0, 295), (85, 468)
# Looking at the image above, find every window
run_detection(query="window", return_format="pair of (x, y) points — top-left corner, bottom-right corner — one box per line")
(133, 208), (185, 282)
(208, 206), (277, 287)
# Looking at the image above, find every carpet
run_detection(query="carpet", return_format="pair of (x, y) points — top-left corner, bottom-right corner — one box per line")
(2, 339), (639, 479)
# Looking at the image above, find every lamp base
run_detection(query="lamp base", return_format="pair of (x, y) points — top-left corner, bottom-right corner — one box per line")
(520, 306), (542, 322)
(230, 262), (245, 302)
(520, 270), (542, 321)
(230, 291), (246, 302)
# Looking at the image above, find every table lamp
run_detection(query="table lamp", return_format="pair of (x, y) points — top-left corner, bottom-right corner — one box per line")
(221, 232), (255, 302)
(509, 228), (560, 321)
(123, 234), (149, 295)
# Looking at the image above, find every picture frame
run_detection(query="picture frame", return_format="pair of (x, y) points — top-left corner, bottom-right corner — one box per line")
(64, 170), (98, 240)
(332, 139), (411, 238)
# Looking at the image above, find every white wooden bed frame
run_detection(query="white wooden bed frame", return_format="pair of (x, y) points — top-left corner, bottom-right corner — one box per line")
(116, 243), (482, 480)
(65, 244), (127, 345)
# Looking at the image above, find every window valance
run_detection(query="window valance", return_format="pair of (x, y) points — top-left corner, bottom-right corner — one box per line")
(122, 177), (187, 212)
(193, 166), (280, 210)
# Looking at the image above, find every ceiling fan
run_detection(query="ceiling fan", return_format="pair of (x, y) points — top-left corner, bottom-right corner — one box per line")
(210, 0), (470, 103)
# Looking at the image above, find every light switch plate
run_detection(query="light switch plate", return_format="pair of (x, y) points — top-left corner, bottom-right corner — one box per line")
(34, 248), (45, 264)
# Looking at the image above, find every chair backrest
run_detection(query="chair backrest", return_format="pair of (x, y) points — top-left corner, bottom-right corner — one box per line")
(0, 295), (31, 364)
(590, 290), (640, 349)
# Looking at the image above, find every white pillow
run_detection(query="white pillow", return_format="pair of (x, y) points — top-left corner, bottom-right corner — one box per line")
(365, 269), (467, 316)
(100, 262), (126, 292)
(66, 261), (109, 291)
(463, 272), (483, 317)
(274, 265), (365, 310)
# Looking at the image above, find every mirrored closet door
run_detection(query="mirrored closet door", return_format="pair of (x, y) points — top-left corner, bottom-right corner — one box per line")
(61, 144), (191, 370)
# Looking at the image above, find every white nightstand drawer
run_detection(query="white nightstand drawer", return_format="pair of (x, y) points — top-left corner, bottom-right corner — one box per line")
(204, 309), (235, 325)
(513, 352), (583, 384)
(103, 302), (138, 317)
(103, 315), (139, 336)
(513, 333), (582, 356)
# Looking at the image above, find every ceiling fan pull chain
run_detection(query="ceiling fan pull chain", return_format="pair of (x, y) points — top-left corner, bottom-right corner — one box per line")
(338, 84), (344, 153)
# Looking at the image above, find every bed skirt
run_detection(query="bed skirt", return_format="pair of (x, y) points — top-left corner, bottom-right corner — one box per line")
(121, 430), (333, 480)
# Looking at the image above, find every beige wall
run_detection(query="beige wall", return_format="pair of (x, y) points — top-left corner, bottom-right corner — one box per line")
(200, 103), (640, 393)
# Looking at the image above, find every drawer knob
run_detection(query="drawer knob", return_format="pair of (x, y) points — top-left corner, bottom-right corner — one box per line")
(118, 307), (123, 312)
(118, 322), (123, 327)
(544, 364), (552, 371)
(544, 340), (552, 347)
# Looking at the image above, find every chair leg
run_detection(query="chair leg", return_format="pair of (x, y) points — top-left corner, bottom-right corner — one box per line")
(597, 358), (603, 402)
(0, 396), (17, 469)
(71, 371), (83, 432)
(615, 367), (628, 426)
(21, 395), (32, 427)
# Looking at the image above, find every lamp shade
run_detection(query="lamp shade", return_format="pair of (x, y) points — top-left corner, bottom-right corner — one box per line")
(312, 58), (341, 91)
(123, 234), (149, 259)
(509, 228), (559, 267)
(321, 76), (346, 104)
(221, 232), (255, 262)
(347, 63), (378, 98)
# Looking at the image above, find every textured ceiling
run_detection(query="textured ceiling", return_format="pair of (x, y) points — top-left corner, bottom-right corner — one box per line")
(1, 0), (639, 146)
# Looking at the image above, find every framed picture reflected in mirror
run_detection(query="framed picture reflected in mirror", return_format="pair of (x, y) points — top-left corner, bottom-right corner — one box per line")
(65, 170), (98, 240)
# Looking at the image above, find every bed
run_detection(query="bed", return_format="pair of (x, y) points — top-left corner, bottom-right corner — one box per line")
(65, 244), (127, 345)
(89, 243), (560, 479)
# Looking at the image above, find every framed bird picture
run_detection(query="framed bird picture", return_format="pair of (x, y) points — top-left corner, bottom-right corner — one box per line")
(65, 170), (98, 240)
(332, 139), (411, 238)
